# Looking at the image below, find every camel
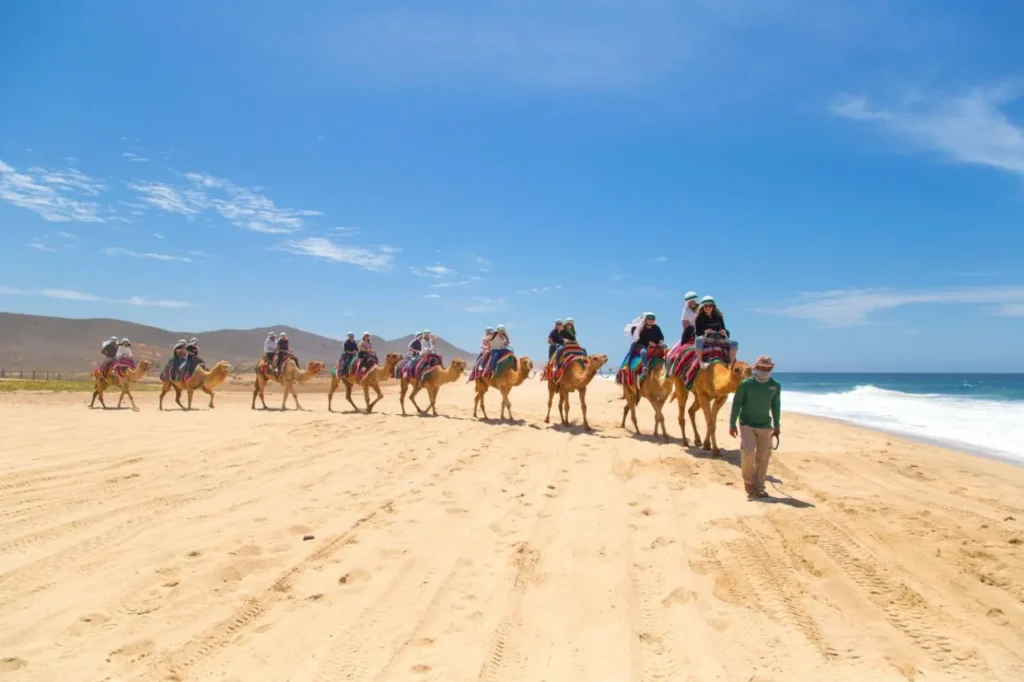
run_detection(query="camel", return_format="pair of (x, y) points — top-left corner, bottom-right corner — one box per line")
(251, 355), (326, 411)
(620, 350), (673, 441)
(159, 361), (233, 410)
(398, 357), (467, 416)
(89, 359), (153, 411)
(328, 352), (402, 414)
(544, 354), (609, 430)
(672, 360), (752, 455)
(473, 355), (533, 421)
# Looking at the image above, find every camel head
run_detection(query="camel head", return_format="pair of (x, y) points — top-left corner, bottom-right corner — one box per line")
(307, 360), (326, 375)
(384, 353), (403, 370)
(450, 358), (468, 373)
(726, 360), (753, 391)
(137, 359), (153, 372)
(587, 354), (609, 370)
(519, 357), (534, 373)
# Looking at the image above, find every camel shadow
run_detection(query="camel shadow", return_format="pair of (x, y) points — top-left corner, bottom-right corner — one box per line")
(476, 417), (530, 428)
(623, 431), (676, 445)
(549, 423), (615, 439)
(687, 446), (742, 468)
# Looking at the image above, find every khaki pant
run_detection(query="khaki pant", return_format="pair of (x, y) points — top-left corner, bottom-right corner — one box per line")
(740, 426), (773, 493)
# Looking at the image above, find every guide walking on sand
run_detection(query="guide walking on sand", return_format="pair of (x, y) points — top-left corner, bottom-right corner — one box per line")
(729, 355), (781, 498)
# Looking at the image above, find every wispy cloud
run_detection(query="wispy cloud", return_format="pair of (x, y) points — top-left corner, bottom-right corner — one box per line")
(776, 286), (1024, 327)
(830, 86), (1024, 175)
(997, 303), (1024, 317)
(424, 293), (441, 299)
(129, 171), (323, 233)
(430, 280), (469, 289)
(330, 226), (361, 236)
(0, 160), (109, 222)
(27, 242), (57, 253)
(517, 284), (562, 295)
(464, 296), (504, 313)
(153, 232), (164, 239)
(103, 247), (194, 263)
(411, 264), (457, 278)
(650, 256), (668, 263)
(467, 252), (492, 273)
(274, 236), (395, 271)
(122, 152), (148, 163)
(4, 287), (190, 308)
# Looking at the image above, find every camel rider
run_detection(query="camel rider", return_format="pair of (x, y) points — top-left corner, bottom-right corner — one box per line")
(480, 327), (494, 355)
(694, 296), (738, 367)
(420, 330), (435, 356)
(681, 291), (699, 344)
(340, 332), (358, 375)
(168, 339), (187, 381)
(101, 336), (119, 374)
(547, 320), (564, 360)
(263, 332), (277, 370)
(561, 318), (577, 344)
(116, 338), (134, 369)
(275, 333), (291, 375)
(182, 337), (201, 377)
(637, 313), (665, 365)
(485, 325), (510, 377)
(408, 332), (423, 358)
(623, 312), (647, 360)
(357, 332), (375, 372)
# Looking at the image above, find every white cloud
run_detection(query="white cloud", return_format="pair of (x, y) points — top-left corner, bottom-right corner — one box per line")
(776, 286), (1024, 327)
(36, 287), (188, 308)
(128, 181), (201, 216)
(122, 152), (148, 162)
(997, 303), (1024, 317)
(0, 160), (109, 222)
(517, 285), (561, 295)
(28, 242), (57, 253)
(464, 296), (504, 313)
(153, 232), (164, 239)
(429, 280), (469, 289)
(410, 264), (457, 278)
(56, 231), (79, 240)
(274, 237), (395, 271)
(103, 247), (194, 263)
(650, 256), (668, 263)
(467, 252), (492, 272)
(424, 293), (441, 299)
(830, 87), (1024, 175)
(0, 286), (25, 295)
(330, 226), (361, 236)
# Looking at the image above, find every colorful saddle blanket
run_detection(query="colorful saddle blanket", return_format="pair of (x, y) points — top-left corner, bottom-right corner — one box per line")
(472, 349), (516, 380)
(541, 342), (587, 382)
(616, 345), (666, 387)
(395, 353), (442, 381)
(255, 353), (294, 379)
(92, 357), (137, 380)
(159, 356), (203, 382)
(665, 342), (729, 391)
(351, 353), (378, 381)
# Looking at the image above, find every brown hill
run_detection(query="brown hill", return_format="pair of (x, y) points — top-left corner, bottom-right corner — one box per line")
(0, 312), (476, 373)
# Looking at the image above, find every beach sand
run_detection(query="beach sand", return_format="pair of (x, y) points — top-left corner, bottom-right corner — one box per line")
(1, 377), (1022, 681)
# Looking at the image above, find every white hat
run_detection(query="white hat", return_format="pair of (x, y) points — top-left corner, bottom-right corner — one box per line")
(121, 337), (130, 344)
(279, 332), (288, 338)
(422, 329), (431, 335)
(496, 324), (506, 331)
(564, 317), (574, 324)
(268, 331), (276, 336)
(700, 295), (715, 305)
(485, 326), (494, 332)
(346, 331), (355, 337)
(684, 291), (698, 301)
(189, 337), (198, 343)
(362, 331), (370, 337)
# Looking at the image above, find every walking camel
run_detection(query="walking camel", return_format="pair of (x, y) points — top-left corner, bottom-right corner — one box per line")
(620, 349), (673, 441)
(159, 361), (233, 410)
(473, 354), (533, 421)
(545, 353), (609, 430)
(398, 358), (468, 416)
(251, 355), (325, 411)
(328, 353), (402, 414)
(89, 359), (153, 411)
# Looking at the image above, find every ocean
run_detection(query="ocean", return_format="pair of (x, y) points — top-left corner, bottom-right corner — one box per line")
(776, 373), (1024, 464)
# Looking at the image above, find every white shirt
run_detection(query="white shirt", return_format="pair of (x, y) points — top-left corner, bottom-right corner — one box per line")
(116, 345), (133, 359)
(264, 338), (277, 353)
(682, 305), (697, 329)
(489, 334), (508, 351)
(480, 336), (491, 354)
(420, 336), (435, 354)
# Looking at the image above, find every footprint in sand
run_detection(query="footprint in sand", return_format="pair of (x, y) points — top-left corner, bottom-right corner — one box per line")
(107, 640), (154, 664)
(338, 569), (371, 586)
(0, 657), (27, 673)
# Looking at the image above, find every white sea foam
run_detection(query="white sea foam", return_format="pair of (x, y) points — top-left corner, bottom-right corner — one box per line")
(784, 386), (1024, 463)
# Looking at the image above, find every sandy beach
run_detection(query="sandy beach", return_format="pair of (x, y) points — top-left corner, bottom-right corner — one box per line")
(1, 377), (1022, 682)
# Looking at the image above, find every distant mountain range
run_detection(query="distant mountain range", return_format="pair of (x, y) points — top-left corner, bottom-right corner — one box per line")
(0, 312), (476, 372)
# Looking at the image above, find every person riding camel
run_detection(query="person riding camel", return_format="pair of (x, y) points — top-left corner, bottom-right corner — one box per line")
(100, 336), (119, 375)
(408, 331), (423, 358)
(115, 338), (136, 370)
(184, 337), (201, 376)
(356, 332), (376, 375)
(560, 318), (577, 344)
(263, 332), (277, 370)
(275, 332), (291, 376)
(340, 332), (358, 375)
(420, 330), (436, 356)
(680, 291), (699, 345)
(694, 296), (738, 367)
(637, 313), (665, 361)
(480, 327), (494, 355)
(485, 324), (510, 377)
(167, 339), (187, 381)
(547, 320), (564, 360)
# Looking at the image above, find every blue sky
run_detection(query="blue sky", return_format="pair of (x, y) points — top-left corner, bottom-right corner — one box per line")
(1, 0), (1023, 372)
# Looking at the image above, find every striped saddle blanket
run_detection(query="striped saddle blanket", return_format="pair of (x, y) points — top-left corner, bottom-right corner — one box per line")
(541, 342), (587, 382)
(665, 342), (728, 391)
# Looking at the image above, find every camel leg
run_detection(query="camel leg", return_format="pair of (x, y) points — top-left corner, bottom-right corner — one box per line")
(340, 381), (358, 413)
(159, 382), (170, 410)
(653, 399), (669, 441)
(408, 384), (425, 414)
(558, 390), (570, 425)
(288, 383), (304, 411)
(280, 382), (290, 411)
(202, 385), (215, 408)
(696, 392), (715, 452)
(362, 383), (374, 414)
(89, 383), (101, 408)
(500, 387), (512, 421)
(116, 389), (125, 409)
(544, 385), (555, 424)
(629, 390), (640, 433)
(579, 387), (592, 430)
(186, 388), (195, 410)
(474, 383), (488, 420)
(427, 386), (440, 416)
(688, 396), (703, 447)
(121, 386), (139, 411)
(398, 381), (409, 416)
(251, 378), (267, 410)
(327, 377), (339, 412)
(708, 396), (728, 456)
(366, 382), (383, 413)
(91, 382), (108, 409)
(676, 387), (690, 446)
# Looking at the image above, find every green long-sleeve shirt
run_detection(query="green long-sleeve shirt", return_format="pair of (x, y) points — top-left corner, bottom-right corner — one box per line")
(730, 376), (781, 430)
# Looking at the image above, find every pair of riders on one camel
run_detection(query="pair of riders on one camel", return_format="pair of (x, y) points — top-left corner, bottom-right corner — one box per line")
(620, 293), (738, 381)
(406, 330), (437, 358)
(474, 324), (512, 378)
(337, 331), (379, 377)
(263, 331), (298, 377)
(546, 318), (580, 358)
(98, 336), (136, 376)
(163, 337), (203, 381)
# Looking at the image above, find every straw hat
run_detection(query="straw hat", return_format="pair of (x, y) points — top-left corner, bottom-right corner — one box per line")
(753, 355), (775, 371)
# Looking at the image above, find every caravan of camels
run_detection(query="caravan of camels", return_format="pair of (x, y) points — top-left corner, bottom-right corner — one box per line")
(88, 294), (769, 455)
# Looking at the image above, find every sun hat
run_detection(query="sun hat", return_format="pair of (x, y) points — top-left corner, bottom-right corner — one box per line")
(753, 355), (775, 371)
(564, 317), (574, 324)
(684, 291), (698, 301)
(496, 324), (506, 331)
(346, 332), (354, 337)
(700, 295), (715, 305)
